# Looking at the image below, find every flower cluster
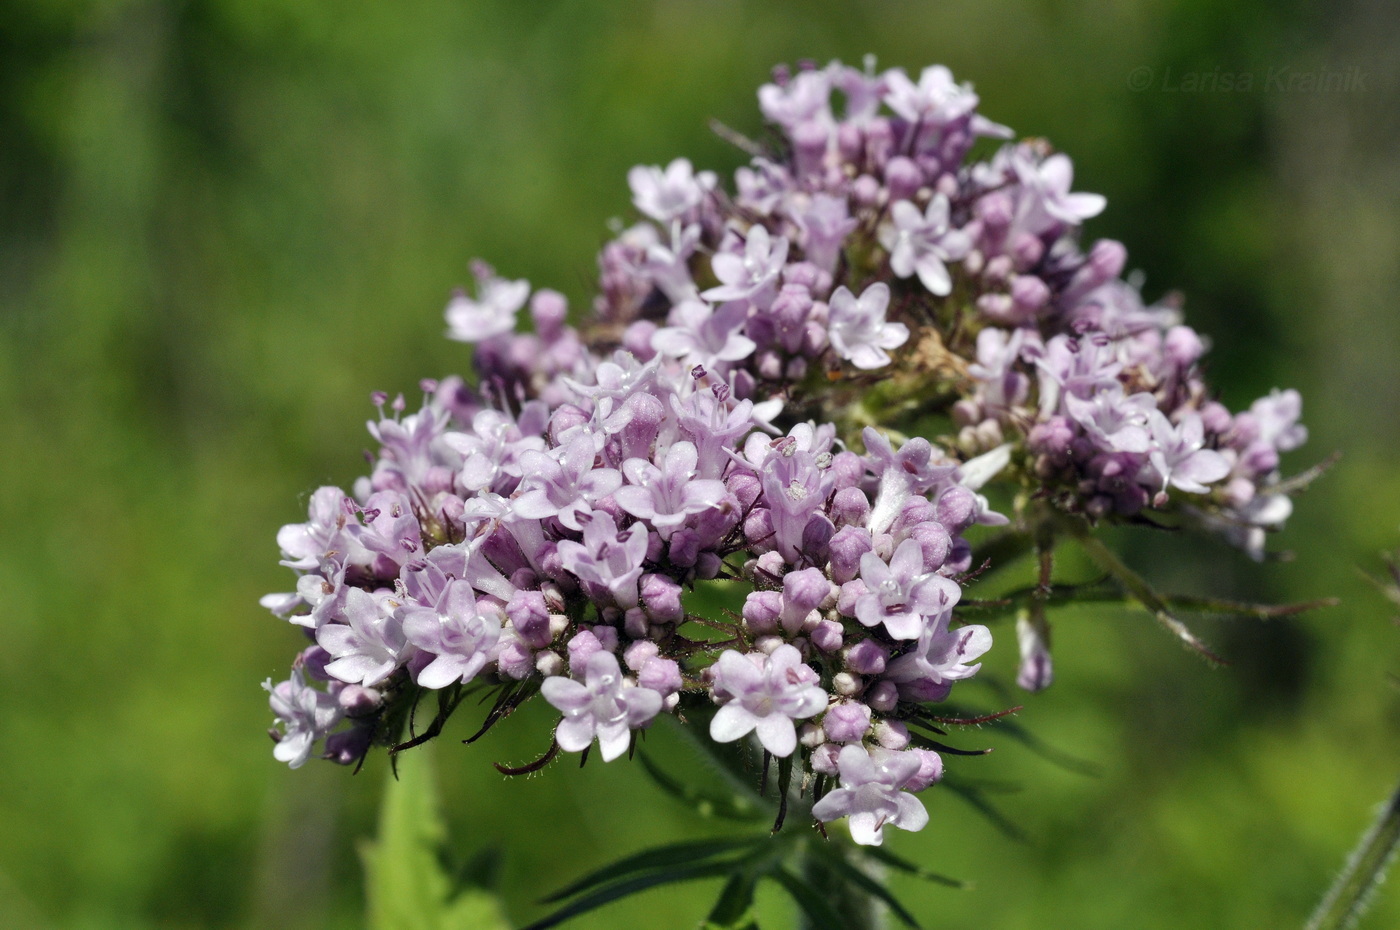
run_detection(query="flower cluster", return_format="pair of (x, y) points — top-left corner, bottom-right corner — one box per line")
(262, 57), (1311, 849)
(587, 58), (1306, 553)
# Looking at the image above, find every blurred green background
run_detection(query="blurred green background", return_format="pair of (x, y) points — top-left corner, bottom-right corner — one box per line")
(2, 0), (1398, 927)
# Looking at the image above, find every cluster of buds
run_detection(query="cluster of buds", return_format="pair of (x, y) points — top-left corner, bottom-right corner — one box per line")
(262, 57), (1308, 848)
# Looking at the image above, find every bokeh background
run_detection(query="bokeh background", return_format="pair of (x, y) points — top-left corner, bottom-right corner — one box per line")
(3, 1), (1399, 927)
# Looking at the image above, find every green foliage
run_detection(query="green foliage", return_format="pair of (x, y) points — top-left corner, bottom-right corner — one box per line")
(361, 750), (511, 930)
(1, 1), (1398, 927)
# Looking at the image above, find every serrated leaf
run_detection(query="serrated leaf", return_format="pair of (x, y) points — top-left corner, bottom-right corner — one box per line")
(359, 748), (511, 930)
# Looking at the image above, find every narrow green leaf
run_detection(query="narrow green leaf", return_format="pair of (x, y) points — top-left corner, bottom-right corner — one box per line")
(861, 846), (967, 888)
(523, 860), (755, 930)
(770, 868), (846, 930)
(359, 748), (511, 930)
(940, 776), (1029, 844)
(637, 750), (769, 822)
(702, 871), (761, 929)
(1072, 527), (1226, 666)
(540, 837), (763, 904)
(811, 844), (923, 928)
(1161, 593), (1338, 620)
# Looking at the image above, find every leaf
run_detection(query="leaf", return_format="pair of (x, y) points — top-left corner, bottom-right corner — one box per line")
(637, 750), (770, 823)
(523, 859), (756, 930)
(540, 837), (764, 904)
(940, 775), (1029, 844)
(770, 868), (846, 930)
(1161, 593), (1338, 620)
(359, 748), (511, 930)
(1071, 527), (1226, 666)
(861, 846), (967, 888)
(702, 871), (761, 930)
(810, 844), (923, 928)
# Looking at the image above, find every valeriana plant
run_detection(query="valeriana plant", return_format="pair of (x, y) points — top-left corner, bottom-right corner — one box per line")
(262, 57), (1327, 928)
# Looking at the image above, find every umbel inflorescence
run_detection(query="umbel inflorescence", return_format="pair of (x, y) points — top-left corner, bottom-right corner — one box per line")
(263, 58), (1308, 847)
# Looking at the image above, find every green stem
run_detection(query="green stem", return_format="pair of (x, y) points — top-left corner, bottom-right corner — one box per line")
(1305, 777), (1400, 930)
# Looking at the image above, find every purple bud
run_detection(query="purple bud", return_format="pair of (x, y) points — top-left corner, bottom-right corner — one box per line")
(668, 529), (701, 567)
(727, 472), (762, 510)
(548, 404), (590, 444)
(810, 742), (841, 775)
(829, 487), (871, 528)
(792, 121), (830, 177)
(640, 573), (684, 623)
(618, 392), (666, 461)
(530, 289), (568, 340)
(836, 122), (864, 162)
(638, 656), (683, 695)
(507, 590), (552, 648)
(1011, 232), (1043, 268)
(744, 507), (776, 551)
(697, 551), (723, 580)
(323, 726), (373, 766)
(811, 619), (844, 653)
(976, 191), (1014, 229)
(906, 521), (951, 572)
(866, 679), (899, 712)
(884, 156), (923, 202)
(828, 451), (866, 490)
(936, 486), (978, 534)
(297, 646), (333, 681)
(743, 590), (783, 634)
(1010, 274), (1050, 313)
(845, 638), (889, 675)
(837, 578), (868, 617)
(829, 525), (874, 585)
(337, 685), (383, 717)
(624, 639), (660, 670)
(891, 497), (938, 535)
(800, 514), (835, 566)
(824, 703), (872, 743)
(1028, 416), (1075, 459)
(622, 320), (658, 360)
(850, 174), (882, 208)
(496, 637), (534, 680)
(904, 748), (944, 791)
(1200, 401), (1233, 435)
(1164, 325), (1205, 368)
(943, 537), (973, 575)
(782, 567), (830, 633)
(567, 629), (604, 670)
(872, 719), (909, 749)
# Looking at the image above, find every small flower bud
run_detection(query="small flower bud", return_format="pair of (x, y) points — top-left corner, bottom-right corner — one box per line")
(535, 650), (565, 678)
(832, 671), (861, 696)
(866, 679), (899, 712)
(824, 702), (872, 742)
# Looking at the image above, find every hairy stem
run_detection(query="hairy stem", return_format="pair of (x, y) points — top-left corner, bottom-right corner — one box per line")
(1306, 777), (1400, 930)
